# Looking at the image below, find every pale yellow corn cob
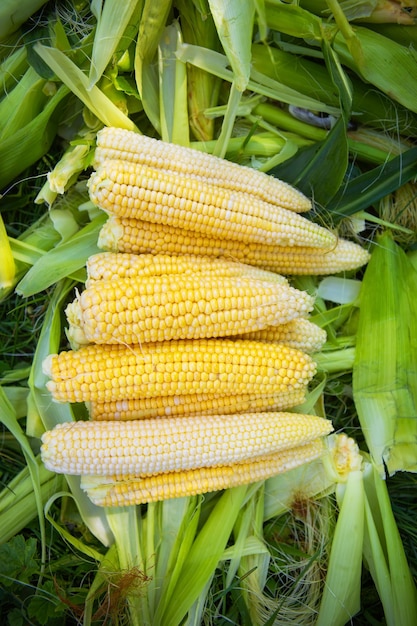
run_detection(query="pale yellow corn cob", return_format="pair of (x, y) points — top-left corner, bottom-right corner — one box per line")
(233, 318), (327, 354)
(40, 412), (333, 477)
(93, 127), (311, 213)
(88, 388), (306, 420)
(88, 159), (336, 248)
(65, 273), (314, 346)
(80, 439), (327, 506)
(43, 338), (317, 403)
(98, 216), (370, 275)
(85, 252), (288, 287)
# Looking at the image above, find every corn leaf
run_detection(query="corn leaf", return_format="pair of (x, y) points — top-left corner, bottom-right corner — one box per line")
(175, 0), (221, 141)
(326, 146), (417, 221)
(353, 231), (417, 475)
(28, 279), (113, 547)
(331, 10), (417, 113)
(362, 462), (417, 626)
(270, 116), (348, 205)
(316, 470), (364, 626)
(177, 43), (341, 115)
(0, 0), (49, 41)
(33, 43), (137, 130)
(208, 0), (255, 92)
(159, 486), (248, 626)
(88, 0), (143, 88)
(0, 386), (47, 555)
(158, 22), (189, 145)
(15, 214), (105, 296)
(0, 84), (68, 191)
(134, 0), (172, 95)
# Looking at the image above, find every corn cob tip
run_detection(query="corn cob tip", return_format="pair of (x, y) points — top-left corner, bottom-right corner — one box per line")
(325, 433), (363, 482)
(65, 299), (89, 349)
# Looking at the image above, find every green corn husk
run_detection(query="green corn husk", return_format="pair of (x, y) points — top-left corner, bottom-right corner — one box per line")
(158, 21), (189, 145)
(176, 0), (222, 141)
(0, 45), (28, 93)
(0, 455), (63, 544)
(0, 0), (49, 41)
(0, 212), (15, 298)
(134, 0), (173, 132)
(300, 0), (417, 23)
(0, 84), (69, 192)
(264, 0), (417, 114)
(207, 0), (256, 156)
(251, 43), (417, 135)
(88, 0), (144, 89)
(353, 230), (417, 475)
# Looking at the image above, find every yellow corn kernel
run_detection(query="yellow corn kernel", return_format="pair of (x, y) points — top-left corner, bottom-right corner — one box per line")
(80, 439), (327, 506)
(98, 216), (370, 275)
(40, 412), (333, 477)
(93, 126), (311, 213)
(233, 318), (327, 354)
(85, 251), (288, 287)
(88, 159), (336, 249)
(65, 273), (314, 346)
(43, 338), (317, 403)
(88, 388), (306, 420)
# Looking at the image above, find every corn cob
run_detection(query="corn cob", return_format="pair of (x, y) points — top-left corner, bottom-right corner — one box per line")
(84, 251), (288, 286)
(88, 159), (336, 248)
(98, 216), (370, 275)
(80, 439), (327, 506)
(65, 272), (314, 347)
(40, 412), (333, 477)
(43, 338), (317, 403)
(234, 318), (327, 354)
(88, 388), (306, 421)
(93, 127), (311, 213)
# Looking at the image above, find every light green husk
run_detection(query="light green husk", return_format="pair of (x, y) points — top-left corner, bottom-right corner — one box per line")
(353, 230), (417, 475)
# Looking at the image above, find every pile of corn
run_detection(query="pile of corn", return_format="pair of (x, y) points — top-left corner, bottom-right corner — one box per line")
(40, 128), (370, 506)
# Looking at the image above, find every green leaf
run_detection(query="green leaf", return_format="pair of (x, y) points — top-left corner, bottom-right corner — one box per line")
(326, 147), (417, 221)
(208, 0), (255, 92)
(270, 116), (348, 205)
(0, 536), (38, 586)
(88, 0), (143, 88)
(15, 214), (105, 297)
(27, 580), (66, 625)
(7, 608), (24, 626)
